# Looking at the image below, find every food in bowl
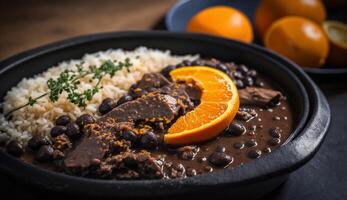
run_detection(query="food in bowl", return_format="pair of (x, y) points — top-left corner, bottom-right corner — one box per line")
(0, 47), (293, 180)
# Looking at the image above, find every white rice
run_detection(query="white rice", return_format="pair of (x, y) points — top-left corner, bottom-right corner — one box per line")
(0, 47), (198, 144)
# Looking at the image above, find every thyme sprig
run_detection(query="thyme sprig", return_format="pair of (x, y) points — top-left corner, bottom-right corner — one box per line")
(5, 58), (132, 118)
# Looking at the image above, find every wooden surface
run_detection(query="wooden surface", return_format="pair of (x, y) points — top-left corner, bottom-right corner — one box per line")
(0, 0), (175, 60)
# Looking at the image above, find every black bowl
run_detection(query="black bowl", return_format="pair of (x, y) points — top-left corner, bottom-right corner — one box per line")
(0, 31), (330, 199)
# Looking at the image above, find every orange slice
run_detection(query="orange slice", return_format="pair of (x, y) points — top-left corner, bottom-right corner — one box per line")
(164, 67), (239, 145)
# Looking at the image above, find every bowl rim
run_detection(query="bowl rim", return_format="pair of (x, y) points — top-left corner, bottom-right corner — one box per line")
(0, 31), (330, 197)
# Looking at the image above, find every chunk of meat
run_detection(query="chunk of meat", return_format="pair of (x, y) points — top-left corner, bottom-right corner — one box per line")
(104, 93), (180, 123)
(181, 83), (201, 106)
(158, 84), (195, 113)
(130, 73), (170, 97)
(98, 151), (164, 179)
(239, 87), (283, 108)
(64, 135), (109, 169)
(63, 121), (133, 171)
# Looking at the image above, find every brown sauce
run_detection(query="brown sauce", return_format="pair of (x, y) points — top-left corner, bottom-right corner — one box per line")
(5, 58), (293, 180)
(152, 77), (292, 175)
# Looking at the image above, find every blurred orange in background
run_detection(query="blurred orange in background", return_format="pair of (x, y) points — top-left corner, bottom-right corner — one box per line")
(255, 0), (326, 40)
(187, 6), (253, 43)
(264, 16), (329, 67)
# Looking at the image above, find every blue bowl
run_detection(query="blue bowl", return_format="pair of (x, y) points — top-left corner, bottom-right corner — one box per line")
(165, 0), (347, 81)
(166, 0), (259, 35)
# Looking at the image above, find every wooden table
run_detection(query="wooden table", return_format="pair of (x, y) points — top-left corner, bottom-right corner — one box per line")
(0, 0), (175, 60)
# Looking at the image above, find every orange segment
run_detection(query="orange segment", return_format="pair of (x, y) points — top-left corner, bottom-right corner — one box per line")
(164, 67), (239, 145)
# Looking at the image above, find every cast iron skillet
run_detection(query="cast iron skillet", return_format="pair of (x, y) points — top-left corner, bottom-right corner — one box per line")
(0, 31), (330, 199)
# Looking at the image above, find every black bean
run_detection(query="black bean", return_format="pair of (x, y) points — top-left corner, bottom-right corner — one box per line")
(248, 149), (262, 159)
(235, 79), (245, 89)
(224, 123), (246, 136)
(76, 114), (95, 128)
(6, 140), (24, 157)
(209, 152), (233, 167)
(116, 95), (133, 106)
(233, 142), (244, 149)
(50, 126), (66, 138)
(238, 65), (249, 74)
(233, 71), (244, 79)
(121, 130), (138, 144)
(27, 135), (52, 150)
(66, 123), (81, 140)
(214, 63), (230, 74)
(244, 76), (254, 86)
(182, 60), (193, 66)
(55, 115), (71, 126)
(216, 145), (226, 153)
(269, 128), (282, 138)
(268, 138), (281, 146)
(99, 98), (114, 115)
(175, 63), (185, 68)
(191, 59), (203, 66)
(247, 69), (257, 78)
(245, 139), (258, 147)
(160, 65), (176, 77)
(140, 131), (158, 149)
(35, 145), (54, 163)
(204, 166), (213, 172)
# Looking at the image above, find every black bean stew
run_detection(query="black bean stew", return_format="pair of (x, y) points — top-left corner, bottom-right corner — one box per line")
(4, 58), (293, 180)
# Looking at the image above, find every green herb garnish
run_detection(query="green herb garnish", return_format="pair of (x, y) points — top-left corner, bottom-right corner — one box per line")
(5, 58), (132, 118)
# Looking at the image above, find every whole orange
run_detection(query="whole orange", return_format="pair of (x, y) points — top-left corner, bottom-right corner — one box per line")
(264, 16), (329, 67)
(255, 0), (326, 39)
(187, 6), (253, 43)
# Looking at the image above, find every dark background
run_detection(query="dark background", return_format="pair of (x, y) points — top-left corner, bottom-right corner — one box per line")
(1, 1), (347, 199)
